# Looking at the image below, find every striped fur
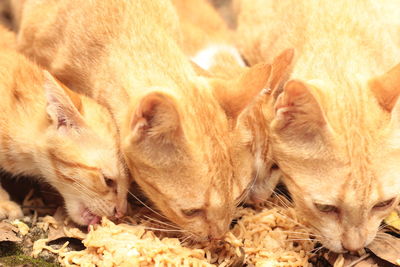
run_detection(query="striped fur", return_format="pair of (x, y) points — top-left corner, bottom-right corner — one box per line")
(14, 0), (276, 240)
(237, 0), (400, 252)
(0, 25), (129, 224)
(173, 0), (295, 205)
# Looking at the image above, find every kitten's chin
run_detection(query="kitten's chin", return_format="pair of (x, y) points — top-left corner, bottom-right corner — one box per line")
(320, 238), (350, 254)
(65, 200), (101, 226)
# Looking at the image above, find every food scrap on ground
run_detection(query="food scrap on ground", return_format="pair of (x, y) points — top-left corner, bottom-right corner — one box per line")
(1, 191), (400, 266)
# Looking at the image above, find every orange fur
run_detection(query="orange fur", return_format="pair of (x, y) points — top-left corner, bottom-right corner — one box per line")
(174, 1), (294, 204)
(173, 0), (245, 78)
(0, 25), (128, 224)
(16, 0), (273, 240)
(237, 0), (400, 252)
(0, 23), (15, 49)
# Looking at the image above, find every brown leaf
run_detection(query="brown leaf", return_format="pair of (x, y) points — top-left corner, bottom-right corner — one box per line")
(367, 233), (400, 266)
(0, 221), (22, 242)
(353, 257), (379, 267)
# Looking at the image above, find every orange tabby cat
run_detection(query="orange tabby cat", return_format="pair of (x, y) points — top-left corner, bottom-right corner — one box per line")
(0, 25), (128, 224)
(173, 0), (294, 204)
(236, 0), (400, 252)
(15, 0), (275, 240)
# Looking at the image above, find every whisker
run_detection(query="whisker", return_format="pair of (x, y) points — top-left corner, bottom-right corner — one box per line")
(141, 226), (187, 233)
(347, 253), (370, 267)
(142, 215), (181, 230)
(282, 231), (322, 238)
(284, 238), (315, 242)
(235, 161), (261, 206)
(310, 244), (325, 255)
(128, 190), (168, 220)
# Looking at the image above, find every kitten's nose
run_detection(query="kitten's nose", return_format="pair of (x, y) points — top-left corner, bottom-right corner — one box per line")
(207, 234), (223, 241)
(114, 207), (124, 218)
(341, 242), (364, 252)
(208, 225), (227, 241)
(341, 227), (367, 252)
(341, 235), (365, 252)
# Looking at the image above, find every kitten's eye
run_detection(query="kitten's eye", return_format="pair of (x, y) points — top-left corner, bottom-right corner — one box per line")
(181, 208), (203, 217)
(314, 203), (339, 213)
(271, 164), (279, 170)
(104, 177), (115, 187)
(373, 198), (395, 209)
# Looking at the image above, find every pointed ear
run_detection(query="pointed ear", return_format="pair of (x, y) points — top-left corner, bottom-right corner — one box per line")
(130, 91), (181, 143)
(273, 80), (327, 140)
(369, 63), (400, 112)
(43, 71), (85, 131)
(213, 63), (272, 119)
(270, 48), (295, 96)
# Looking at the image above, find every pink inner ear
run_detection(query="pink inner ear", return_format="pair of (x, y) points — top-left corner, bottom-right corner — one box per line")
(132, 94), (164, 131)
(275, 80), (308, 111)
(131, 116), (148, 132)
(130, 92), (181, 141)
(369, 63), (400, 112)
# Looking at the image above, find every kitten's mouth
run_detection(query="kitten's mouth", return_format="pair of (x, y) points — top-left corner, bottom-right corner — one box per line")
(81, 207), (101, 226)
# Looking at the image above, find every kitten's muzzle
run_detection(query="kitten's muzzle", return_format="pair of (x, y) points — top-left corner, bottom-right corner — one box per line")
(341, 228), (367, 252)
(207, 223), (228, 241)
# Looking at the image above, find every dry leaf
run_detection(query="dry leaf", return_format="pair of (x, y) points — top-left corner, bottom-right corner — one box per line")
(0, 221), (22, 242)
(44, 208), (86, 241)
(353, 257), (379, 267)
(367, 233), (400, 266)
(343, 254), (379, 267)
(385, 211), (400, 231)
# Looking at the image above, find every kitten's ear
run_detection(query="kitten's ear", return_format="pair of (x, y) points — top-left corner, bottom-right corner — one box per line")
(272, 80), (327, 139)
(43, 71), (85, 132)
(130, 91), (181, 142)
(214, 63), (272, 119)
(369, 63), (400, 112)
(270, 48), (295, 96)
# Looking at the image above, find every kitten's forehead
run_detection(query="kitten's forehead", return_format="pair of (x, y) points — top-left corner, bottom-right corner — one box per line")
(293, 157), (400, 207)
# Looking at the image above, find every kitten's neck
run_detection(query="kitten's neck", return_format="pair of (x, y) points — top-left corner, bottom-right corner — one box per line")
(1, 110), (50, 178)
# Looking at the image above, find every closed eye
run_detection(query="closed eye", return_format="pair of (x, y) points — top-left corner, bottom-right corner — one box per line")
(373, 198), (395, 209)
(181, 208), (204, 218)
(314, 203), (339, 213)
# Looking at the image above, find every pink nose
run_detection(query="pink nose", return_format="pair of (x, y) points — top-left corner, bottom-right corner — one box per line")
(341, 228), (367, 252)
(207, 224), (228, 241)
(341, 235), (365, 252)
(114, 207), (125, 218)
(342, 242), (364, 252)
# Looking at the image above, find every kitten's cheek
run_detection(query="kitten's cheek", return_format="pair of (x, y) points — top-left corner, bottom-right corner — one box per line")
(63, 198), (85, 225)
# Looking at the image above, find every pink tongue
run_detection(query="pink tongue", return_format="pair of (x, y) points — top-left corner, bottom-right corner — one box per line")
(87, 215), (101, 232)
(89, 215), (101, 225)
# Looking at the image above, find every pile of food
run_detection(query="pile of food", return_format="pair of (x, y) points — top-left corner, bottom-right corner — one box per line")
(31, 201), (316, 267)
(2, 188), (400, 267)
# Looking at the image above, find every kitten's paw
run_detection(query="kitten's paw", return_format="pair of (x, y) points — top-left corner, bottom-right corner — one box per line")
(0, 200), (23, 220)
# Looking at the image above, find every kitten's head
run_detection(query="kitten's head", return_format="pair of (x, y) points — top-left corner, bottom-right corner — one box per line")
(242, 48), (294, 204)
(42, 71), (129, 225)
(270, 63), (400, 252)
(122, 63), (273, 241)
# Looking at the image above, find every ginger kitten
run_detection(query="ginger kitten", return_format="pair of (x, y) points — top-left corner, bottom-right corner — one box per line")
(173, 0), (294, 204)
(15, 0), (274, 240)
(237, 0), (400, 252)
(0, 25), (128, 225)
